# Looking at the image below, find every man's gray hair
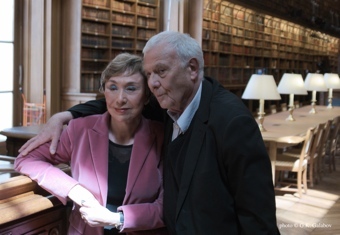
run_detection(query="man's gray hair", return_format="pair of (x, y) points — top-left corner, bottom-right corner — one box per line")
(143, 31), (204, 79)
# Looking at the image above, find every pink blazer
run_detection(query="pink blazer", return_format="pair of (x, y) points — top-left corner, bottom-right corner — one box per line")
(14, 112), (167, 235)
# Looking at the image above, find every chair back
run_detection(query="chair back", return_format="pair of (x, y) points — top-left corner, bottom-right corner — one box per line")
(270, 104), (278, 114)
(309, 123), (326, 161)
(281, 103), (287, 111)
(319, 120), (332, 156)
(301, 127), (316, 161)
(329, 116), (340, 147)
(20, 88), (46, 126)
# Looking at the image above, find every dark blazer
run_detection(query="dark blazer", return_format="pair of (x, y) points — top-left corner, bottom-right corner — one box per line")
(162, 77), (279, 234)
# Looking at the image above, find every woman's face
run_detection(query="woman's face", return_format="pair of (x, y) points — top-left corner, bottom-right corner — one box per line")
(104, 72), (147, 124)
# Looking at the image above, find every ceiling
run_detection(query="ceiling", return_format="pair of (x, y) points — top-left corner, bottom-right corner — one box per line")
(226, 0), (340, 38)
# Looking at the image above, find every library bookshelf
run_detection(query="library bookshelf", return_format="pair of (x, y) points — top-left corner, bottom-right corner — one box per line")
(62, 0), (160, 110)
(202, 0), (339, 95)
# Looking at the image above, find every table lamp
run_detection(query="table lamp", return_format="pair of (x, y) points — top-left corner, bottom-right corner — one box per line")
(324, 73), (340, 109)
(242, 74), (281, 132)
(277, 73), (307, 121)
(304, 73), (327, 114)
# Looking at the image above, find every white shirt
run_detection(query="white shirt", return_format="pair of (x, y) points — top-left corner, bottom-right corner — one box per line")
(168, 82), (202, 141)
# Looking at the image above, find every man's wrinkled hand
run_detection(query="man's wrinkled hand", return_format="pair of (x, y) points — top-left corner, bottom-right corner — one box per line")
(18, 111), (73, 155)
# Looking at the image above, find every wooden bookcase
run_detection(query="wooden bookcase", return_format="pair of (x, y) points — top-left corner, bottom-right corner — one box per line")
(81, 0), (159, 92)
(62, 0), (160, 110)
(202, 0), (339, 91)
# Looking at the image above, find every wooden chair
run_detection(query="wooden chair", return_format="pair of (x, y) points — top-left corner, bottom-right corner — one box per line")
(270, 104), (278, 114)
(278, 122), (325, 188)
(294, 101), (301, 108)
(280, 103), (288, 111)
(275, 127), (315, 197)
(20, 88), (46, 126)
(324, 116), (340, 172)
(306, 122), (326, 186)
(316, 119), (332, 179)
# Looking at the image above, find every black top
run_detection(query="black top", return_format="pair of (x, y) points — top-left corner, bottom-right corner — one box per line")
(105, 141), (131, 235)
(107, 140), (132, 208)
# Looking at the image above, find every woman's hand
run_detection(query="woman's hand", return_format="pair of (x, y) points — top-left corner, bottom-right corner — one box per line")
(68, 185), (120, 227)
(18, 111), (73, 155)
(80, 200), (121, 227)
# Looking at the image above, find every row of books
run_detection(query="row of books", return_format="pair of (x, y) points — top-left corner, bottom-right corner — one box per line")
(83, 0), (108, 7)
(112, 13), (135, 24)
(82, 48), (108, 59)
(205, 69), (249, 84)
(82, 21), (108, 34)
(136, 41), (146, 50)
(139, 0), (157, 4)
(82, 35), (109, 47)
(206, 24), (337, 53)
(137, 17), (156, 28)
(112, 39), (134, 48)
(204, 67), (314, 84)
(81, 61), (107, 73)
(82, 34), (158, 49)
(137, 29), (156, 38)
(112, 12), (157, 24)
(203, 31), (331, 52)
(112, 1), (133, 12)
(112, 25), (134, 37)
(81, 74), (102, 92)
(137, 6), (156, 16)
(82, 7), (110, 21)
(204, 52), (317, 66)
(111, 26), (157, 38)
(204, 37), (329, 54)
(86, 0), (159, 9)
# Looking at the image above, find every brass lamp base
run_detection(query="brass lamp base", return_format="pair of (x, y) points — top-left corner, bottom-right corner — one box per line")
(309, 100), (317, 114)
(327, 97), (333, 109)
(257, 112), (266, 132)
(286, 106), (295, 121)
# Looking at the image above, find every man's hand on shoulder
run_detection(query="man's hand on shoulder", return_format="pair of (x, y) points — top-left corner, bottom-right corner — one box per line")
(18, 111), (73, 155)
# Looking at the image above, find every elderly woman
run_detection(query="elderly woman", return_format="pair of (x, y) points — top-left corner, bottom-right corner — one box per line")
(14, 53), (167, 235)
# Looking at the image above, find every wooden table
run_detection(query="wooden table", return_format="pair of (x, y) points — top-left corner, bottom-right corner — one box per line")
(0, 126), (72, 234)
(0, 175), (70, 234)
(0, 125), (44, 157)
(258, 105), (340, 183)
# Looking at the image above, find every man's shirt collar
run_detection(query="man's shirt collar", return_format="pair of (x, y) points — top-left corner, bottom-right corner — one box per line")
(167, 82), (202, 135)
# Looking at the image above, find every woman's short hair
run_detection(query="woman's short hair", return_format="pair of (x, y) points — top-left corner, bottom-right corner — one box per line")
(99, 53), (149, 98)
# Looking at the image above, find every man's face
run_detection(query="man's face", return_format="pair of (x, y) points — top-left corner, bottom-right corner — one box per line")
(143, 43), (196, 114)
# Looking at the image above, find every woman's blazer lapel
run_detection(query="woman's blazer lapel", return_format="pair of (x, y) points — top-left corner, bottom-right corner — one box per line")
(87, 112), (110, 205)
(123, 118), (155, 204)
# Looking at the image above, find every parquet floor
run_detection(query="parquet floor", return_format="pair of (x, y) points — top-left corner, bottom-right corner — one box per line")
(276, 155), (340, 235)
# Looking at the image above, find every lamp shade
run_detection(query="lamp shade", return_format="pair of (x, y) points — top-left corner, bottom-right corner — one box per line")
(242, 74), (281, 100)
(324, 73), (340, 89)
(277, 73), (308, 95)
(304, 73), (327, 91)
